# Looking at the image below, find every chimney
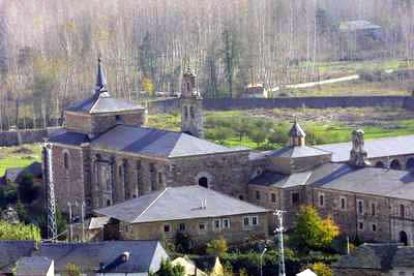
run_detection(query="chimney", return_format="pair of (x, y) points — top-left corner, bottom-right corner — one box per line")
(121, 251), (130, 262)
(349, 129), (370, 167)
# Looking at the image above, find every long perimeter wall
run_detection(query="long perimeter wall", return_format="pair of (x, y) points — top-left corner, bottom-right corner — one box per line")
(148, 96), (414, 113)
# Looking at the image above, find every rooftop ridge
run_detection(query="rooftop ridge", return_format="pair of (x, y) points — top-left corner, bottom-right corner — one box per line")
(134, 188), (170, 222)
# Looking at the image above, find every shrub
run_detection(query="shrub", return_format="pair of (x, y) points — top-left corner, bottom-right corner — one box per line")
(206, 237), (228, 256)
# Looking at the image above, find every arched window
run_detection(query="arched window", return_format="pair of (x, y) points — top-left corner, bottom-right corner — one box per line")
(390, 159), (402, 170)
(198, 177), (208, 188)
(375, 161), (385, 168)
(63, 152), (70, 170)
(106, 199), (111, 206)
(187, 82), (191, 93)
(400, 204), (405, 218)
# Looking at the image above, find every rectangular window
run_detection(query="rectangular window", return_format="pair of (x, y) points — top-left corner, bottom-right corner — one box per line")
(255, 190), (261, 201)
(371, 203), (376, 216)
(213, 219), (221, 230)
(271, 193), (276, 203)
(179, 223), (186, 232)
(199, 222), (206, 231)
(292, 192), (300, 205)
(222, 218), (230, 229)
(357, 200), (364, 215)
(163, 224), (170, 233)
(340, 197), (346, 210)
(358, 222), (364, 230)
(372, 224), (377, 232)
(252, 216), (258, 226)
(243, 217), (249, 227)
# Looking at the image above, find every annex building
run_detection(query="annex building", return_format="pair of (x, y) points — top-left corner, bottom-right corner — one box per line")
(45, 60), (414, 246)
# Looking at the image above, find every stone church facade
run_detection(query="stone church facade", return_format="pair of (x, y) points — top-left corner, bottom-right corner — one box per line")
(45, 59), (414, 246)
(46, 60), (252, 215)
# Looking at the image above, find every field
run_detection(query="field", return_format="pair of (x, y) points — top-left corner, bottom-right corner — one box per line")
(0, 144), (42, 176)
(147, 107), (414, 150)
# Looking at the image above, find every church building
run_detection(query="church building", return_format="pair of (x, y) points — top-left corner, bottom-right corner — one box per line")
(45, 59), (414, 246)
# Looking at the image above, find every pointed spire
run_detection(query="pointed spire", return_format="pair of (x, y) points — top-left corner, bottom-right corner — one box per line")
(95, 57), (107, 94)
(289, 116), (306, 146)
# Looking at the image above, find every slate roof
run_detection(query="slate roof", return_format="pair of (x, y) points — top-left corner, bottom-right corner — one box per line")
(91, 125), (244, 158)
(308, 163), (414, 200)
(34, 241), (169, 274)
(66, 92), (144, 114)
(289, 120), (306, 137)
(249, 171), (312, 188)
(95, 186), (269, 223)
(249, 162), (414, 200)
(0, 241), (37, 273)
(270, 145), (332, 159)
(315, 135), (414, 162)
(48, 129), (89, 146)
(15, 256), (53, 276)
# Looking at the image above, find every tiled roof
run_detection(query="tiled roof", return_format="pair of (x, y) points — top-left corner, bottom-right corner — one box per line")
(95, 186), (269, 223)
(91, 125), (244, 158)
(34, 241), (168, 274)
(15, 256), (53, 275)
(66, 92), (143, 114)
(270, 145), (331, 159)
(0, 241), (36, 273)
(315, 135), (414, 162)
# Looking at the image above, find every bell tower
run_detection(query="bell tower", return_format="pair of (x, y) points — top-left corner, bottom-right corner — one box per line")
(180, 68), (203, 138)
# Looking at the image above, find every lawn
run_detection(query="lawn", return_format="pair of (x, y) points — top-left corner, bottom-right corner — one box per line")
(0, 144), (42, 176)
(147, 107), (414, 150)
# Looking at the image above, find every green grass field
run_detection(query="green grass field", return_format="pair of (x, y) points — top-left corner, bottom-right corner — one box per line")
(147, 109), (414, 150)
(0, 144), (42, 176)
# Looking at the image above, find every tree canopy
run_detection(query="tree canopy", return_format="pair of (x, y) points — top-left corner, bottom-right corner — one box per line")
(0, 220), (41, 241)
(290, 205), (340, 251)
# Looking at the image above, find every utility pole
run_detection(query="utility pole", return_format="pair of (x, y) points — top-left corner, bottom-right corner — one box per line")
(68, 202), (73, 242)
(44, 143), (57, 242)
(274, 210), (286, 276)
(81, 201), (85, 242)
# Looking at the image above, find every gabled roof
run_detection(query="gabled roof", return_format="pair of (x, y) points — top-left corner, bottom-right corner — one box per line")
(34, 241), (169, 274)
(289, 120), (306, 138)
(95, 186), (269, 223)
(15, 256), (53, 276)
(0, 241), (37, 273)
(270, 145), (331, 159)
(91, 125), (245, 158)
(66, 92), (143, 114)
(315, 135), (414, 162)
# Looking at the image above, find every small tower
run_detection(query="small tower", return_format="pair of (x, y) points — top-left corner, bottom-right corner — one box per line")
(180, 68), (203, 138)
(289, 117), (306, 146)
(350, 129), (370, 167)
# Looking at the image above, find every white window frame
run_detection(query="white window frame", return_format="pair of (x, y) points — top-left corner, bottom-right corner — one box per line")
(222, 218), (231, 229)
(198, 222), (207, 233)
(213, 219), (221, 231)
(242, 216), (259, 229)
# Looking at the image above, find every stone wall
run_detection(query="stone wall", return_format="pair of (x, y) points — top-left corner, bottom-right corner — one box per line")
(119, 213), (269, 244)
(0, 127), (61, 147)
(147, 96), (414, 114)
